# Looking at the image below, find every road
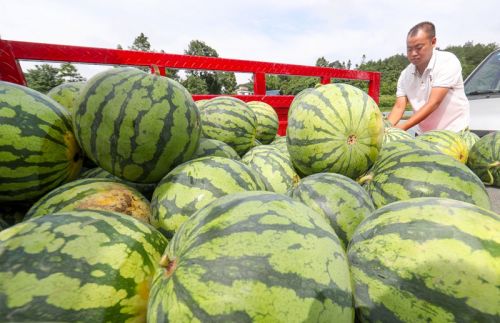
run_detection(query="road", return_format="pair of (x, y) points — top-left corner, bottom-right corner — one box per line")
(486, 186), (500, 214)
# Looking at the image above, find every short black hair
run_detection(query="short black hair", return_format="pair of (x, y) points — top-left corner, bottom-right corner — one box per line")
(408, 22), (436, 39)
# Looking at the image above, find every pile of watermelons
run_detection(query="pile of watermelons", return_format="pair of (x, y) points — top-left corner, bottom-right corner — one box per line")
(0, 67), (499, 322)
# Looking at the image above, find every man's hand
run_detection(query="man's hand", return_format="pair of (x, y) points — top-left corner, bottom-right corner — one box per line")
(401, 87), (449, 130)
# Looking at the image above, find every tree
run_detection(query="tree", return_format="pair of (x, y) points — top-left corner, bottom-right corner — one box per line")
(182, 40), (237, 94)
(24, 64), (63, 93)
(59, 63), (85, 82)
(129, 32), (151, 51)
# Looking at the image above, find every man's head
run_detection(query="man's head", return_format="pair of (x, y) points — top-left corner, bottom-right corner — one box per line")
(406, 22), (437, 73)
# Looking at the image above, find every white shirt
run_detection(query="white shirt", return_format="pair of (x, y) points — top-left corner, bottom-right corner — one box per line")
(396, 49), (470, 133)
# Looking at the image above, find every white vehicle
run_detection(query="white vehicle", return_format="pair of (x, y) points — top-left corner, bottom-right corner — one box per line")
(464, 48), (500, 136)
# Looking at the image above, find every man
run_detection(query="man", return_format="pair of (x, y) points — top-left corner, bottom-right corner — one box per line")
(387, 22), (470, 133)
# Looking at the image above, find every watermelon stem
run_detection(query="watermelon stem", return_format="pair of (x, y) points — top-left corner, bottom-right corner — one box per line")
(485, 161), (499, 185)
(357, 173), (373, 185)
(159, 254), (177, 277)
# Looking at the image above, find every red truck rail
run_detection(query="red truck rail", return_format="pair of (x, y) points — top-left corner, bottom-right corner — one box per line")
(0, 39), (380, 135)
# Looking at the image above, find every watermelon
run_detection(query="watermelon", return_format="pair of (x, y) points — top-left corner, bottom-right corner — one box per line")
(73, 67), (201, 183)
(24, 178), (151, 223)
(148, 191), (354, 322)
(150, 156), (266, 238)
(47, 82), (85, 114)
(467, 131), (500, 187)
(194, 99), (209, 110)
(460, 129), (480, 151)
(288, 87), (315, 118)
(200, 96), (257, 156)
(382, 127), (414, 145)
(0, 209), (168, 322)
(247, 101), (279, 144)
(0, 81), (83, 202)
(191, 138), (241, 160)
(287, 83), (384, 179)
(290, 173), (375, 248)
(363, 148), (491, 209)
(348, 197), (500, 322)
(416, 130), (468, 163)
(378, 138), (436, 160)
(79, 167), (157, 200)
(242, 145), (300, 193)
(270, 135), (289, 156)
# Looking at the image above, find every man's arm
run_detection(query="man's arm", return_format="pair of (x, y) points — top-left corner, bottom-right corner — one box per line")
(387, 96), (408, 126)
(396, 87), (449, 130)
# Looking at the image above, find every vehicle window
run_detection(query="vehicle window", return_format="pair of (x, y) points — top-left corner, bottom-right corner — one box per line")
(465, 51), (500, 95)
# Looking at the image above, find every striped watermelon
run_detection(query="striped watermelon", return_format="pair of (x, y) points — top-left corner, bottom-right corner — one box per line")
(417, 130), (468, 163)
(191, 138), (241, 160)
(148, 191), (354, 322)
(288, 87), (315, 118)
(382, 127), (414, 145)
(194, 99), (209, 110)
(200, 96), (257, 156)
(287, 83), (384, 179)
(24, 178), (151, 223)
(460, 129), (480, 151)
(242, 145), (299, 193)
(80, 167), (157, 200)
(270, 135), (289, 156)
(247, 101), (279, 144)
(0, 209), (168, 322)
(0, 81), (83, 202)
(377, 138), (436, 161)
(348, 197), (500, 322)
(382, 118), (393, 128)
(364, 148), (491, 209)
(47, 82), (85, 114)
(73, 67), (201, 183)
(467, 131), (500, 187)
(150, 156), (266, 238)
(290, 173), (375, 248)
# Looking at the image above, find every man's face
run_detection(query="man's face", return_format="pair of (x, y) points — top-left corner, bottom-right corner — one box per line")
(406, 30), (436, 71)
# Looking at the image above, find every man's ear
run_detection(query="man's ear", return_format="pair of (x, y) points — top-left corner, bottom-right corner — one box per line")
(431, 37), (437, 47)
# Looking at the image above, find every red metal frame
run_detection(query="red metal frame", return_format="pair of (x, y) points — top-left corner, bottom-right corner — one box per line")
(0, 39), (380, 135)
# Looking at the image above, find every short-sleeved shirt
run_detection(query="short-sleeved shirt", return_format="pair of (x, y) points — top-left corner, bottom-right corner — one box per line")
(396, 49), (470, 133)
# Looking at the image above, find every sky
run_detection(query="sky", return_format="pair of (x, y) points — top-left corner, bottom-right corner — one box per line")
(1, 0), (499, 84)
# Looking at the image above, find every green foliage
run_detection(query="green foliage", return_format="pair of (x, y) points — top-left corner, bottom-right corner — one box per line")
(444, 42), (498, 79)
(24, 63), (84, 94)
(182, 40), (237, 95)
(129, 32), (151, 51)
(59, 63), (85, 83)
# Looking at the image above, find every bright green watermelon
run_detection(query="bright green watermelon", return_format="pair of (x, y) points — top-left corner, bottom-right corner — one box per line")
(270, 135), (289, 156)
(288, 87), (315, 118)
(0, 209), (168, 322)
(79, 167), (157, 199)
(417, 130), (469, 163)
(467, 131), (500, 187)
(25, 178), (151, 223)
(47, 82), (85, 114)
(148, 191), (354, 322)
(287, 83), (384, 179)
(194, 99), (209, 110)
(200, 96), (257, 156)
(0, 81), (83, 202)
(348, 197), (500, 322)
(363, 148), (491, 210)
(150, 156), (266, 238)
(73, 67), (201, 183)
(190, 138), (241, 160)
(247, 101), (279, 144)
(242, 145), (299, 193)
(382, 127), (414, 145)
(460, 129), (480, 151)
(290, 173), (375, 248)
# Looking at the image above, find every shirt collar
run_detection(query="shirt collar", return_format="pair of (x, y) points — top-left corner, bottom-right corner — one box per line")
(412, 49), (437, 76)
